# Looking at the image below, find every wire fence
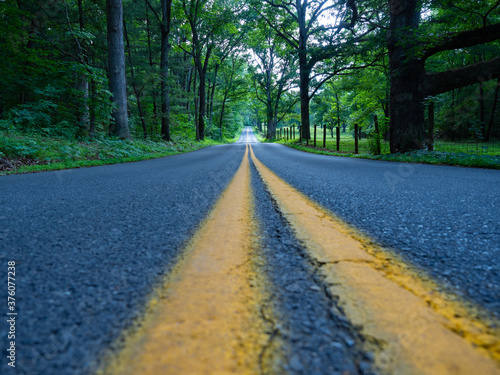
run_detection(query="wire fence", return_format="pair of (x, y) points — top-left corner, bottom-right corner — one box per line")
(272, 126), (500, 156)
(433, 140), (500, 155)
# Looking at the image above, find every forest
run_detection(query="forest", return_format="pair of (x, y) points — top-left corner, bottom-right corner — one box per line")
(0, 0), (499, 166)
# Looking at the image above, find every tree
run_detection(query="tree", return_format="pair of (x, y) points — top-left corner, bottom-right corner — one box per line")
(254, 0), (362, 140)
(388, 0), (500, 153)
(216, 55), (248, 138)
(180, 0), (242, 140)
(249, 23), (295, 140)
(107, 0), (130, 139)
(144, 0), (173, 141)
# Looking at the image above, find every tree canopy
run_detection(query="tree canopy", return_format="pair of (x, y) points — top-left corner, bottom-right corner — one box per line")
(1, 0), (499, 151)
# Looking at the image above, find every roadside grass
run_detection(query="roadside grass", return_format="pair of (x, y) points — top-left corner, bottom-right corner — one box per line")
(259, 126), (500, 168)
(0, 131), (229, 175)
(274, 127), (500, 156)
(282, 140), (500, 169)
(253, 129), (267, 143)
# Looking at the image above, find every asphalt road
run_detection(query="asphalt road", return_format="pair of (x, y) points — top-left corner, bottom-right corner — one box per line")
(1, 127), (499, 374)
(0, 145), (244, 374)
(251, 139), (500, 318)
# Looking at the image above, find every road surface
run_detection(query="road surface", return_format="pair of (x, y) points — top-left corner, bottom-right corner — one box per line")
(1, 127), (499, 374)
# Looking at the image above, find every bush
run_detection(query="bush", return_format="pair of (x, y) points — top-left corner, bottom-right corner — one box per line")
(0, 137), (42, 158)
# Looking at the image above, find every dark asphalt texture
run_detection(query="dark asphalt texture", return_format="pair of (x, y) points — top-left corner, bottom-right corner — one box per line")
(1, 127), (499, 375)
(0, 145), (243, 374)
(251, 140), (500, 320)
(250, 158), (375, 375)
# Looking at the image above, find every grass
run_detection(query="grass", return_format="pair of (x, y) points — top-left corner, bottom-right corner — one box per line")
(433, 140), (500, 155)
(256, 128), (500, 169)
(0, 131), (230, 175)
(275, 127), (500, 156)
(282, 141), (500, 169)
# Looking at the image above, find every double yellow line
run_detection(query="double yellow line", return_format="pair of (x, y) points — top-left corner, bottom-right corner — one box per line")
(100, 143), (500, 375)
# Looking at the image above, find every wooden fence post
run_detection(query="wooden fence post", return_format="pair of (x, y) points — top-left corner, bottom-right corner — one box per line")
(336, 126), (340, 151)
(354, 123), (359, 154)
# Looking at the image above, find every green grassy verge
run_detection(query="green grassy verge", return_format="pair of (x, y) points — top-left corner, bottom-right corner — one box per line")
(281, 140), (500, 169)
(0, 131), (229, 175)
(274, 126), (500, 156)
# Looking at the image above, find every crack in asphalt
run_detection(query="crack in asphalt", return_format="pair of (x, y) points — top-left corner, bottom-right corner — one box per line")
(250, 158), (375, 375)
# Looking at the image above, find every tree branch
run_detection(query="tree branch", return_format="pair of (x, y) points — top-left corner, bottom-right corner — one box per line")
(307, 1), (334, 31)
(277, 97), (300, 124)
(421, 57), (500, 96)
(423, 23), (500, 60)
(251, 5), (299, 49)
(144, 0), (162, 24)
(262, 0), (298, 22)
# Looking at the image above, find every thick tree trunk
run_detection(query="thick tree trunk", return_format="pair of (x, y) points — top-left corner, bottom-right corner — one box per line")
(197, 68), (206, 140)
(297, 1), (311, 141)
(193, 68), (199, 140)
(421, 57), (500, 96)
(298, 51), (311, 140)
(106, 0), (130, 139)
(265, 72), (275, 139)
(388, 0), (424, 153)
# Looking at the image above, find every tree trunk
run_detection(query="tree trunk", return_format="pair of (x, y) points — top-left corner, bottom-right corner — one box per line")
(266, 75), (275, 139)
(77, 0), (90, 134)
(146, 6), (159, 133)
(388, 6), (500, 152)
(77, 78), (90, 135)
(89, 78), (96, 137)
(106, 0), (130, 139)
(160, 0), (172, 141)
(208, 64), (220, 128)
(160, 33), (171, 141)
(298, 52), (311, 140)
(388, 0), (424, 153)
(193, 68), (199, 140)
(485, 79), (500, 142)
(124, 19), (147, 139)
(197, 68), (206, 140)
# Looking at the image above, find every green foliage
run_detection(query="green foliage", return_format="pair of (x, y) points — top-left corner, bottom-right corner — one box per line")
(0, 136), (42, 159)
(1, 0), (498, 158)
(0, 130), (225, 175)
(367, 116), (389, 155)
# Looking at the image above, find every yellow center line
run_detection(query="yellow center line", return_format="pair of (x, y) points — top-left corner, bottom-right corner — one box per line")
(100, 144), (274, 375)
(249, 144), (500, 375)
